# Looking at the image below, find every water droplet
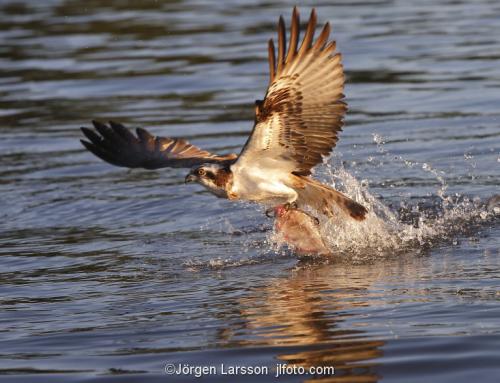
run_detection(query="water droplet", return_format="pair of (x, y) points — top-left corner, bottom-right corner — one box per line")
(373, 133), (384, 145)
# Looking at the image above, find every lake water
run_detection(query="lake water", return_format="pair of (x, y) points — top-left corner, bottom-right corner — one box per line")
(0, 0), (499, 382)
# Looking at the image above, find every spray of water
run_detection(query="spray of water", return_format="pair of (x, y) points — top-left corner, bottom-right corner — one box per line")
(269, 133), (499, 261)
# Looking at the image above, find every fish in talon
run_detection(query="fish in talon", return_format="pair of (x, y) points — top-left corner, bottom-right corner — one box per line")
(272, 204), (332, 257)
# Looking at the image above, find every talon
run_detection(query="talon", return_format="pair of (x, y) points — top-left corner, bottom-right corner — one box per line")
(265, 208), (274, 218)
(284, 201), (297, 210)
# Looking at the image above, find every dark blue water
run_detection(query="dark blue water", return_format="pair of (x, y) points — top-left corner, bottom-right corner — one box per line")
(0, 1), (499, 382)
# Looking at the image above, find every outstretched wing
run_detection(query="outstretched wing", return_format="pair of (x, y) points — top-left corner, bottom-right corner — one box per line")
(81, 121), (237, 169)
(235, 7), (347, 176)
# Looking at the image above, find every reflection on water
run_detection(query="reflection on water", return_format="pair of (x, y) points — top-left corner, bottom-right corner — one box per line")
(0, 0), (499, 382)
(239, 266), (385, 382)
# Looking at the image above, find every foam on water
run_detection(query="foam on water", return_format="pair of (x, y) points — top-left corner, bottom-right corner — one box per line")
(291, 136), (500, 261)
(316, 171), (493, 262)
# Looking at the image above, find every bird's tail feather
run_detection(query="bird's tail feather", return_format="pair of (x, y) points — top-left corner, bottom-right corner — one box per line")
(295, 176), (368, 221)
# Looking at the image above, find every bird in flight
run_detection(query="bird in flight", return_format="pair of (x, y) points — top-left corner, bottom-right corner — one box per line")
(80, 7), (368, 221)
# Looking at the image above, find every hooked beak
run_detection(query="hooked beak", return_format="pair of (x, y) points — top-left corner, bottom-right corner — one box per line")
(185, 174), (197, 184)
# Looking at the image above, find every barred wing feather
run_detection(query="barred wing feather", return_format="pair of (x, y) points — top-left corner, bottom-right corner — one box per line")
(236, 7), (347, 176)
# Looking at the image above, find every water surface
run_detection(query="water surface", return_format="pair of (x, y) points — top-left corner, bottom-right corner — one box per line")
(0, 0), (499, 382)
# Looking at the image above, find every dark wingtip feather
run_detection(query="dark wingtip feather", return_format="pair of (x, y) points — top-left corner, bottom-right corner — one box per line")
(313, 22), (330, 51)
(286, 6), (300, 64)
(80, 126), (103, 146)
(309, 8), (318, 34)
(80, 139), (103, 158)
(310, 7), (317, 20)
(277, 16), (286, 74)
(91, 120), (116, 142)
(136, 127), (152, 139)
(92, 120), (105, 129)
(268, 38), (276, 83)
(80, 126), (90, 136)
(109, 120), (137, 143)
(80, 139), (123, 167)
(297, 8), (317, 57)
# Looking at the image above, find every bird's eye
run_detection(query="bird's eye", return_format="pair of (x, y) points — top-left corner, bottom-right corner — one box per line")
(197, 168), (206, 176)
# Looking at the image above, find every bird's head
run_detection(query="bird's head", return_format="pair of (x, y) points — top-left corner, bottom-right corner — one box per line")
(185, 163), (231, 198)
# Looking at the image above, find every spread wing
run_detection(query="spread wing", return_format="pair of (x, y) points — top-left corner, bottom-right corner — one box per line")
(235, 7), (347, 176)
(80, 121), (237, 169)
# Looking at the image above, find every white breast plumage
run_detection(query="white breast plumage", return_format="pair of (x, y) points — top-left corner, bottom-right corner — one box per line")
(230, 161), (297, 205)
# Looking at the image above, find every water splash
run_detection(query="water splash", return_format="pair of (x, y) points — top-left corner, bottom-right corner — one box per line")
(270, 134), (499, 262)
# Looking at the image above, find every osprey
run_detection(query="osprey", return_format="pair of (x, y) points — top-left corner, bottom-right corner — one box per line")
(80, 7), (368, 221)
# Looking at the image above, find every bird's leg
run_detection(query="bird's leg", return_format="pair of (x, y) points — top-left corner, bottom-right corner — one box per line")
(265, 203), (291, 218)
(284, 201), (320, 225)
